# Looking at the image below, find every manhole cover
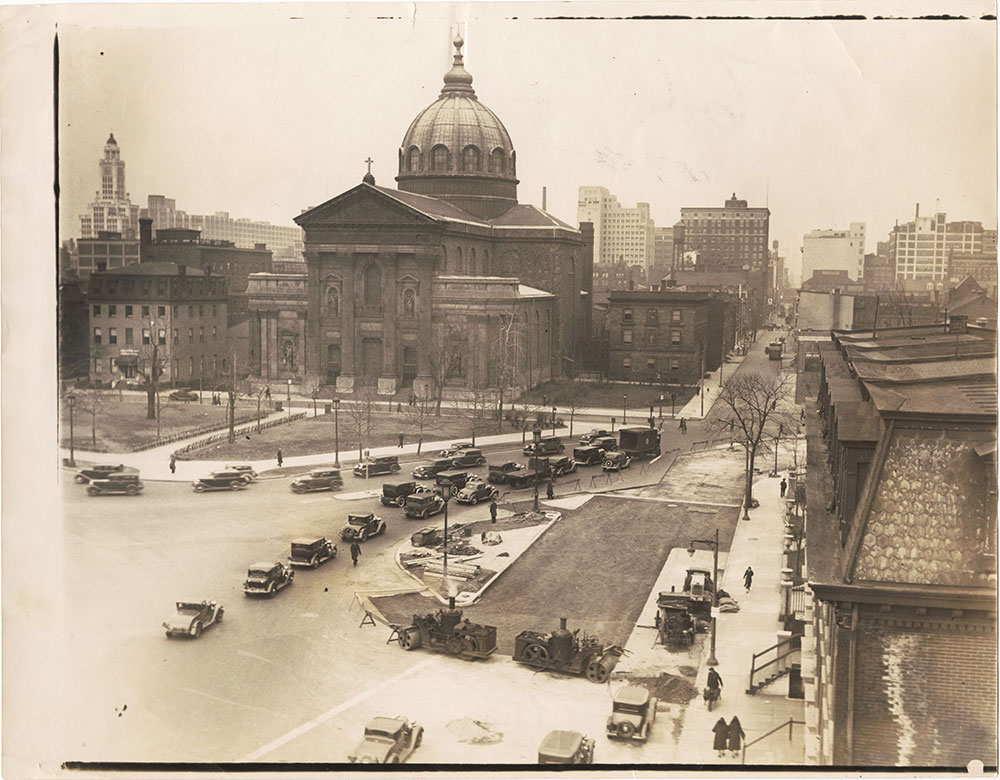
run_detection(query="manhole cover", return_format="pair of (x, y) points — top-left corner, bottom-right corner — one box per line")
(446, 718), (504, 745)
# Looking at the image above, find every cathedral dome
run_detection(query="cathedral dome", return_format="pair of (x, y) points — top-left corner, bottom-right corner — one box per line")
(396, 35), (518, 220)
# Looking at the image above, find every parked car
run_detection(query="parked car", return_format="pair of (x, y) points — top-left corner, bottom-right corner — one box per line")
(288, 537), (337, 568)
(348, 716), (423, 764)
(163, 599), (223, 638)
(225, 464), (258, 481)
(573, 446), (604, 466)
(606, 685), (657, 741)
(456, 480), (499, 505)
(169, 389), (199, 402)
(592, 436), (619, 453)
(523, 436), (564, 456)
(404, 492), (446, 519)
(243, 561), (294, 596)
(340, 513), (386, 542)
(75, 463), (126, 484)
(410, 526), (443, 547)
(487, 461), (525, 483)
(449, 448), (487, 468)
(538, 730), (595, 764)
(547, 456), (577, 477)
(192, 470), (250, 492)
(439, 442), (475, 458)
(87, 473), (144, 496)
(579, 429), (611, 445)
(380, 481), (420, 507)
(412, 458), (454, 480)
(354, 456), (401, 478)
(291, 468), (343, 493)
(602, 451), (632, 472)
(435, 470), (470, 496)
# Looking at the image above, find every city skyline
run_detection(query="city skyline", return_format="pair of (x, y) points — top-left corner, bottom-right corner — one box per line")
(54, 2), (996, 285)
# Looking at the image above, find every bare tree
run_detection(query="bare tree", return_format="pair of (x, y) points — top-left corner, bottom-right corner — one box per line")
(134, 336), (169, 421)
(250, 381), (268, 432)
(75, 388), (109, 447)
(492, 313), (522, 433)
(451, 383), (494, 445)
(303, 377), (324, 418)
(509, 393), (544, 445)
(556, 383), (585, 439)
(343, 380), (378, 460)
(711, 370), (793, 510)
(425, 325), (465, 416)
(215, 352), (252, 444)
(401, 388), (436, 455)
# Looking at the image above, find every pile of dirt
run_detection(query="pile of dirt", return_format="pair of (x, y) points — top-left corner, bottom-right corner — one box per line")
(624, 673), (699, 704)
(446, 718), (504, 745)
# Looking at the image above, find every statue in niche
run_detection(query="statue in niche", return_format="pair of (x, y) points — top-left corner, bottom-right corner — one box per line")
(282, 339), (296, 372)
(326, 286), (340, 317)
(403, 288), (416, 318)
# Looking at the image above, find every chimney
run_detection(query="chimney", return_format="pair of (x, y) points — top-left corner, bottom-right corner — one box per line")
(915, 203), (920, 219)
(139, 217), (153, 247)
(542, 186), (547, 211)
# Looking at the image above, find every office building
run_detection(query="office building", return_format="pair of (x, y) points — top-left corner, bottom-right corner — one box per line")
(79, 134), (141, 239)
(888, 205), (986, 284)
(578, 186), (656, 271)
(801, 223), (865, 282)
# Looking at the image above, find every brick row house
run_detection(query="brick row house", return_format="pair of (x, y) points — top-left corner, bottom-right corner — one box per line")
(798, 322), (997, 766)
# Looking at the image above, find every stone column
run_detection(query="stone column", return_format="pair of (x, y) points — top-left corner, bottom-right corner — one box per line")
(337, 252), (356, 393)
(412, 251), (435, 400)
(304, 253), (322, 383)
(378, 251), (399, 396)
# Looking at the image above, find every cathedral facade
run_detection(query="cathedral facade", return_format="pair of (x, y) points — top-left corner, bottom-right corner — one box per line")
(248, 36), (592, 397)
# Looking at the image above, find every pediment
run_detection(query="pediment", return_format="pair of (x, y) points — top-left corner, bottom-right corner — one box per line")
(296, 184), (434, 228)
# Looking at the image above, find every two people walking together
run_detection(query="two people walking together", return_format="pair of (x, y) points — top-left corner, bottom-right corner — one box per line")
(712, 715), (746, 759)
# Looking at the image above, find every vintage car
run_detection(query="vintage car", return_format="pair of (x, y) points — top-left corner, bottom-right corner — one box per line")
(291, 468), (343, 493)
(410, 526), (443, 547)
(225, 464), (259, 481)
(449, 448), (487, 468)
(243, 561), (294, 596)
(340, 513), (386, 542)
(579, 429), (612, 445)
(547, 456), (578, 477)
(75, 463), (127, 484)
(404, 492), (446, 519)
(163, 599), (223, 638)
(573, 446), (605, 466)
(602, 451), (632, 472)
(87, 473), (144, 496)
(380, 481), (420, 507)
(592, 436), (619, 453)
(192, 470), (251, 492)
(353, 456), (401, 478)
(435, 470), (471, 495)
(288, 537), (337, 568)
(523, 436), (564, 456)
(538, 730), (595, 764)
(348, 716), (423, 764)
(439, 442), (475, 458)
(455, 480), (499, 505)
(412, 458), (454, 480)
(606, 685), (657, 741)
(487, 461), (525, 483)
(168, 389), (199, 402)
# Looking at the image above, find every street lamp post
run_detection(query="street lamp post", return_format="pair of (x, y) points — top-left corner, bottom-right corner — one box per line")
(532, 425), (542, 512)
(67, 394), (76, 467)
(440, 478), (453, 584)
(670, 392), (676, 418)
(659, 394), (664, 420)
(688, 528), (720, 667)
(772, 423), (783, 477)
(286, 379), (292, 417)
(333, 398), (341, 468)
(551, 406), (557, 436)
(622, 395), (627, 426)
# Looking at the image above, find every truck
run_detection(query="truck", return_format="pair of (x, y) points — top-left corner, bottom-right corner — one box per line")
(618, 427), (661, 460)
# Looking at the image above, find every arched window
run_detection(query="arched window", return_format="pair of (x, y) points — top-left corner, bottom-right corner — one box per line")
(363, 264), (382, 308)
(407, 146), (420, 172)
(431, 145), (449, 171)
(490, 148), (506, 174)
(469, 248), (477, 274)
(462, 145), (481, 172)
(510, 150), (516, 176)
(456, 246), (464, 274)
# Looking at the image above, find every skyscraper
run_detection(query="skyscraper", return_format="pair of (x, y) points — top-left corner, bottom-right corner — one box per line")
(578, 186), (656, 271)
(79, 134), (140, 239)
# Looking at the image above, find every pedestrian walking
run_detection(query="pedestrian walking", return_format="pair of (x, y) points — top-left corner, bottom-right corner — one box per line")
(398, 433), (405, 448)
(546, 479), (554, 500)
(265, 385), (271, 400)
(743, 565), (754, 591)
(350, 541), (361, 567)
(169, 455), (176, 474)
(276, 448), (283, 467)
(397, 403), (402, 413)
(489, 499), (498, 524)
(707, 668), (723, 693)
(712, 717), (729, 759)
(727, 716), (746, 758)
(780, 478), (787, 498)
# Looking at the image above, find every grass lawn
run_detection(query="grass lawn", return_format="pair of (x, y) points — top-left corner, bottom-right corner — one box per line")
(183, 408), (526, 461)
(60, 394), (264, 451)
(522, 380), (698, 412)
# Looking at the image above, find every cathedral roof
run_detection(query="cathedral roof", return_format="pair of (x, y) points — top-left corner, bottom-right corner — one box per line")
(489, 204), (576, 230)
(373, 185), (486, 226)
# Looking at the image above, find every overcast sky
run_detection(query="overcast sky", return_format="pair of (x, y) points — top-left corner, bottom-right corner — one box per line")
(54, 1), (997, 284)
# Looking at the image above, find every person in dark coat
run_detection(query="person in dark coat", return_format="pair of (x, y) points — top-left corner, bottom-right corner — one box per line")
(780, 478), (787, 498)
(398, 433), (405, 448)
(707, 668), (723, 693)
(727, 716), (746, 757)
(350, 541), (361, 566)
(169, 455), (176, 474)
(546, 479), (555, 500)
(712, 717), (729, 758)
(276, 449), (283, 467)
(743, 565), (754, 591)
(489, 499), (498, 524)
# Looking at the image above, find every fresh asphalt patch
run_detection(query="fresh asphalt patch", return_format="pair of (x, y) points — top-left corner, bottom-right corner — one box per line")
(371, 494), (740, 656)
